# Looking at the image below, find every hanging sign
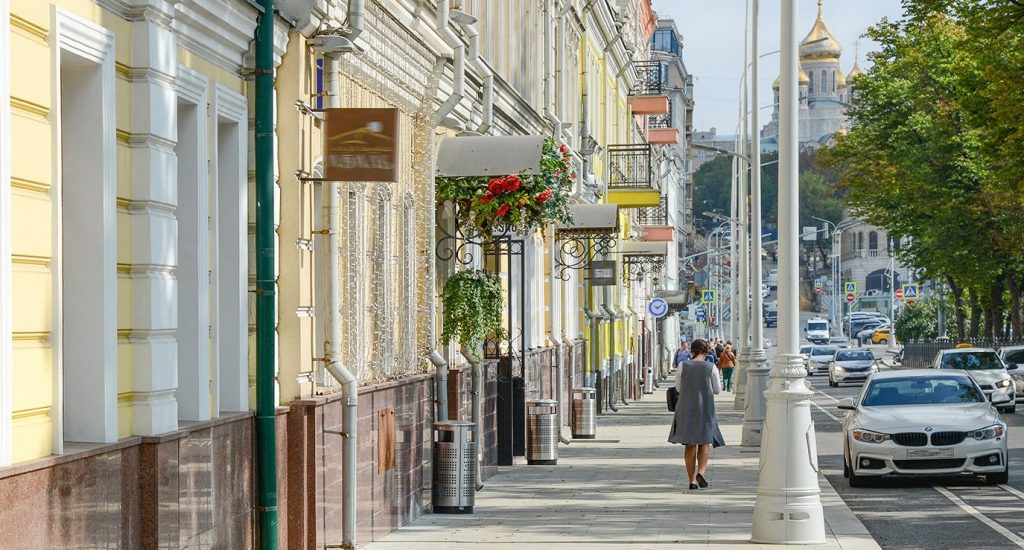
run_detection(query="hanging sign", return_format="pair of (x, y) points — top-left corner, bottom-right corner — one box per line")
(324, 108), (399, 182)
(589, 260), (617, 287)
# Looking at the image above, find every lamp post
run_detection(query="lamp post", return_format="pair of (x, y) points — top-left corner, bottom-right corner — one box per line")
(833, 218), (864, 341)
(750, 0), (825, 543)
(811, 215), (837, 332)
(740, 0), (770, 444)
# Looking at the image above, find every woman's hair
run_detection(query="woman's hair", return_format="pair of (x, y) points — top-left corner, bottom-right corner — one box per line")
(690, 339), (712, 357)
(725, 344), (732, 351)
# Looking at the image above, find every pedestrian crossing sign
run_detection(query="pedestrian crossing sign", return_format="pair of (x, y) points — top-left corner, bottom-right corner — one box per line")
(701, 289), (717, 304)
(844, 281), (857, 294)
(902, 284), (919, 299)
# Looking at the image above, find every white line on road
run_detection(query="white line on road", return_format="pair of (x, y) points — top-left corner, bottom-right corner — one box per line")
(811, 399), (842, 423)
(815, 390), (839, 403)
(998, 484), (1024, 502)
(935, 485), (1024, 548)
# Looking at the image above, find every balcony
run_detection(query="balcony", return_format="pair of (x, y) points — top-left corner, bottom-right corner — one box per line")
(647, 109), (678, 145)
(606, 144), (660, 208)
(629, 61), (669, 115)
(636, 197), (674, 242)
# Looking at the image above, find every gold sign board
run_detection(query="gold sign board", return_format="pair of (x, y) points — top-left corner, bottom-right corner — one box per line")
(324, 108), (399, 182)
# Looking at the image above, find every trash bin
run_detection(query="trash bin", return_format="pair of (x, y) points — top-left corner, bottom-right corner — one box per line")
(526, 399), (558, 465)
(571, 387), (597, 440)
(432, 420), (476, 514)
(643, 366), (654, 394)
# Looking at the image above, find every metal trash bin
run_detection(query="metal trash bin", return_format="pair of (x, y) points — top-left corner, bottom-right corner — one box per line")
(526, 399), (558, 465)
(643, 366), (654, 394)
(571, 387), (597, 439)
(432, 420), (476, 514)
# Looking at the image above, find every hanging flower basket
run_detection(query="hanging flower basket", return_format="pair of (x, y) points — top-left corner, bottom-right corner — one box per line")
(441, 269), (507, 349)
(437, 137), (575, 236)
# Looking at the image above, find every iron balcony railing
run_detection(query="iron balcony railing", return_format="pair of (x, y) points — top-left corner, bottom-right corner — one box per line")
(648, 104), (673, 129)
(636, 196), (669, 226)
(632, 61), (663, 96)
(607, 143), (655, 190)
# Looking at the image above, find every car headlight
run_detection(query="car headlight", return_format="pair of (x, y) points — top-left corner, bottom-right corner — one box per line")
(852, 429), (890, 444)
(966, 425), (1005, 440)
(995, 378), (1013, 388)
(833, 366), (845, 372)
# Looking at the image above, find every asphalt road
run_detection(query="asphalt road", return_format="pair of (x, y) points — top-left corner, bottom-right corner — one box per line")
(807, 344), (1024, 550)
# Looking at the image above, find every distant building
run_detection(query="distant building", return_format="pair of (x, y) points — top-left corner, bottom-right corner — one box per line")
(689, 128), (737, 172)
(839, 223), (913, 314)
(761, 0), (864, 152)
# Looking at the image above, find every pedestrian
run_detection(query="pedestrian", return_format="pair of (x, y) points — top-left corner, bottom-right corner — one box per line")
(667, 339), (726, 490)
(714, 339), (725, 359)
(674, 340), (691, 368)
(717, 344), (737, 392)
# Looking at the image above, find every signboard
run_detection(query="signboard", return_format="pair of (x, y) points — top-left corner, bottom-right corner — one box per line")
(846, 293), (855, 303)
(894, 288), (904, 300)
(844, 282), (857, 294)
(647, 298), (669, 319)
(324, 108), (399, 182)
(589, 260), (617, 287)
(902, 283), (919, 299)
(701, 289), (717, 304)
(802, 226), (818, 241)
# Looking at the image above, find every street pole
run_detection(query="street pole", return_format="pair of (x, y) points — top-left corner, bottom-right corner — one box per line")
(730, 153), (739, 344)
(888, 254), (899, 353)
(741, 0), (770, 444)
(733, 0), (751, 409)
(751, 0), (825, 542)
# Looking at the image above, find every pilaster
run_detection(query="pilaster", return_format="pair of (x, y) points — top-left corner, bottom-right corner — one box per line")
(0, 0), (12, 465)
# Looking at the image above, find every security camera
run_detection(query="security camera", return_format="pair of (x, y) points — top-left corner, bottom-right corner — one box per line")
(308, 35), (357, 54)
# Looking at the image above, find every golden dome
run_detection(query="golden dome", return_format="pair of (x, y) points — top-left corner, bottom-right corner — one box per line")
(772, 68), (811, 89)
(800, 0), (841, 61)
(836, 68), (848, 88)
(847, 60), (864, 82)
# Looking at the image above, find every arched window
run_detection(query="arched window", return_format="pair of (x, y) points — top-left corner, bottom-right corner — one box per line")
(821, 70), (827, 95)
(832, 71), (836, 93)
(809, 71), (815, 94)
(869, 231), (878, 250)
(857, 232), (864, 250)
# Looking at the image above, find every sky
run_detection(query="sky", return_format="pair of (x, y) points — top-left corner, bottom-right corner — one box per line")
(651, 0), (907, 134)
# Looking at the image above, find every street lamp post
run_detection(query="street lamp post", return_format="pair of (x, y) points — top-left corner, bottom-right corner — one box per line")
(740, 0), (770, 444)
(750, 0), (825, 543)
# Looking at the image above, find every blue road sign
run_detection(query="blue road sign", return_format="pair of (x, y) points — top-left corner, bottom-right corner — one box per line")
(701, 289), (717, 304)
(648, 297), (669, 318)
(902, 284), (919, 298)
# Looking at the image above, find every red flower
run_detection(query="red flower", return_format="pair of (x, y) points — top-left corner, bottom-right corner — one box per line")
(558, 143), (569, 154)
(506, 175), (521, 191)
(536, 189), (553, 203)
(496, 203), (511, 217)
(487, 178), (503, 195)
(480, 192), (493, 204)
(569, 172), (577, 180)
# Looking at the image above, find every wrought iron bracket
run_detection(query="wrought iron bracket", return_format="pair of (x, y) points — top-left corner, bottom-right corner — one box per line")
(552, 230), (617, 281)
(621, 254), (667, 284)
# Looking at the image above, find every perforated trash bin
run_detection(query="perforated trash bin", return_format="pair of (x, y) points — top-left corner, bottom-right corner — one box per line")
(643, 366), (654, 394)
(526, 399), (558, 465)
(432, 420), (476, 514)
(571, 387), (597, 440)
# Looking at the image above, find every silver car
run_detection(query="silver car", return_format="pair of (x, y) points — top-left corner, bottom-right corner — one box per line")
(999, 346), (1024, 404)
(933, 348), (1016, 414)
(806, 346), (838, 375)
(828, 349), (879, 387)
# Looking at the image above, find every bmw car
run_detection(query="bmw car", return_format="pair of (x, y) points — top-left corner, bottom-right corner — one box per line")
(839, 370), (1008, 487)
(932, 348), (1016, 414)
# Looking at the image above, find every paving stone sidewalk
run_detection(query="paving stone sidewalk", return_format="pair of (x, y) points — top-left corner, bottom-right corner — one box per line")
(363, 383), (881, 550)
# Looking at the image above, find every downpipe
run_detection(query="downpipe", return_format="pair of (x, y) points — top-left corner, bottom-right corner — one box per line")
(453, 14), (493, 134)
(460, 346), (485, 490)
(620, 307), (631, 406)
(543, 0), (564, 140)
(432, 0), (466, 127)
(601, 296), (618, 413)
(584, 304), (604, 414)
(549, 226), (571, 444)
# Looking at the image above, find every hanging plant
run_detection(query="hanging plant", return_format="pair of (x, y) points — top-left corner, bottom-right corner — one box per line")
(437, 137), (575, 236)
(441, 269), (507, 349)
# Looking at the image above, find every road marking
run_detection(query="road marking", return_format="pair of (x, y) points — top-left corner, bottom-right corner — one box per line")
(811, 399), (842, 423)
(998, 484), (1024, 502)
(935, 485), (1024, 548)
(815, 390), (839, 403)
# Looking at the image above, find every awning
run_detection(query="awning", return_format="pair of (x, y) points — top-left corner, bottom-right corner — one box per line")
(556, 204), (619, 236)
(436, 135), (546, 177)
(619, 241), (668, 257)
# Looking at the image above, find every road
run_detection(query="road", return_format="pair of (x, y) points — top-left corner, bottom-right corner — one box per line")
(803, 343), (1024, 550)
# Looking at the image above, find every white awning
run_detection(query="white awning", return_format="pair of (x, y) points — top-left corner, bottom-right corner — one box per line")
(436, 135), (546, 177)
(556, 204), (619, 234)
(620, 241), (668, 256)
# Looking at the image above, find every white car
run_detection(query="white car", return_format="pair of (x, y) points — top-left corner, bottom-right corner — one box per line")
(828, 349), (879, 387)
(806, 345), (838, 375)
(800, 344), (814, 375)
(761, 282), (770, 298)
(839, 370), (1008, 487)
(999, 346), (1024, 404)
(932, 348), (1016, 414)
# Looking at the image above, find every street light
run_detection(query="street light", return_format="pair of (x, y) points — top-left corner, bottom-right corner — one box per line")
(811, 216), (838, 333)
(750, 0), (825, 543)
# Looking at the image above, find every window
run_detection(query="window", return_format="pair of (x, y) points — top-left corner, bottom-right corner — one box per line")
(869, 231), (878, 250)
(821, 70), (827, 95)
(808, 71), (815, 94)
(652, 29), (678, 55)
(857, 232), (864, 249)
(832, 71), (836, 93)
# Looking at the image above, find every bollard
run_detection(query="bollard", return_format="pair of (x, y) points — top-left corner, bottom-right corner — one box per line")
(526, 399), (558, 465)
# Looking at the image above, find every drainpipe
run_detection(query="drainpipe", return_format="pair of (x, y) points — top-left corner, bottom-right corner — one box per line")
(430, 201), (456, 422)
(453, 15), (493, 135)
(584, 293), (604, 414)
(601, 291), (618, 412)
(543, 0), (563, 140)
(460, 345), (485, 489)
(549, 226), (571, 444)
(619, 306), (631, 406)
(432, 0), (466, 127)
(254, 0), (278, 547)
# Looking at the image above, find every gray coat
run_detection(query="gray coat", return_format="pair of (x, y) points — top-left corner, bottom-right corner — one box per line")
(668, 359), (726, 447)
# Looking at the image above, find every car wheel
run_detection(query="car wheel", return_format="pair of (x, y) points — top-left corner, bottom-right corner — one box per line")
(843, 448), (850, 479)
(829, 374), (837, 387)
(848, 462), (870, 488)
(1000, 404), (1017, 414)
(986, 464), (1009, 485)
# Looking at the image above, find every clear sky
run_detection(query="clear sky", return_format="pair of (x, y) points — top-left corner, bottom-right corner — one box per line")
(651, 0), (906, 134)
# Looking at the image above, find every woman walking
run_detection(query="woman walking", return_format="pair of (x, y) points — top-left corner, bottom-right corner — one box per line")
(717, 344), (737, 392)
(668, 339), (726, 490)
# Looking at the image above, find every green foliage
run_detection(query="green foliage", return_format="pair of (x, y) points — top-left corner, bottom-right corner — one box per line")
(436, 137), (574, 235)
(440, 269), (506, 349)
(894, 297), (943, 341)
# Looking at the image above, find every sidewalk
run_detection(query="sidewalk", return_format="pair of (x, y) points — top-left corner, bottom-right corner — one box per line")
(363, 385), (880, 550)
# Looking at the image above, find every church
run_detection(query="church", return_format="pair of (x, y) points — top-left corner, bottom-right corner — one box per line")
(761, 0), (863, 152)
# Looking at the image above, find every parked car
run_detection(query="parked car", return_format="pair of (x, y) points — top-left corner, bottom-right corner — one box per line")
(998, 346), (1024, 405)
(806, 346), (839, 375)
(805, 318), (831, 345)
(851, 318), (889, 339)
(761, 282), (770, 298)
(932, 348), (1016, 413)
(871, 328), (894, 345)
(764, 309), (778, 328)
(829, 337), (852, 348)
(856, 323), (888, 343)
(828, 349), (879, 387)
(800, 344), (815, 375)
(839, 370), (1008, 487)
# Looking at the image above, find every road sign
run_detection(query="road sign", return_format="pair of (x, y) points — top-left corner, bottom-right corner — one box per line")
(895, 288), (904, 300)
(647, 298), (669, 318)
(701, 289), (717, 304)
(903, 284), (919, 299)
(844, 282), (857, 294)
(907, 300), (917, 306)
(846, 293), (855, 303)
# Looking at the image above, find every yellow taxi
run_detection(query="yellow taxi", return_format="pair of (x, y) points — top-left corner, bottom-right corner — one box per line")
(871, 328), (895, 345)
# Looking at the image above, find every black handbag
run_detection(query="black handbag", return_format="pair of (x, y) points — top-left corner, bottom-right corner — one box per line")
(666, 387), (679, 412)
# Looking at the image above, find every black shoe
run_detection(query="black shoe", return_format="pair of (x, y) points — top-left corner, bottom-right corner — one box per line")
(688, 482), (699, 490)
(696, 473), (709, 488)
